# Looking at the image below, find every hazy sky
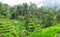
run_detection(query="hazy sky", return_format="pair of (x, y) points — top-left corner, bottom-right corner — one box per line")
(0, 0), (60, 7)
(0, 0), (44, 7)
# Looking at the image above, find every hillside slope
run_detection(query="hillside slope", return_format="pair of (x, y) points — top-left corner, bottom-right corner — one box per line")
(29, 25), (60, 37)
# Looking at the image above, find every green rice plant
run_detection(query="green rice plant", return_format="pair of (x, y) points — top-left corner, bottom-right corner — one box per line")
(0, 19), (18, 37)
(29, 25), (60, 37)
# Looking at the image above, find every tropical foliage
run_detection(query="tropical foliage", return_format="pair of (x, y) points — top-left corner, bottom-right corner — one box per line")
(0, 2), (60, 37)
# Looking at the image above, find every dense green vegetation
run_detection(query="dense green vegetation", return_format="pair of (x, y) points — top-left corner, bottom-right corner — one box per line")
(29, 25), (60, 37)
(0, 2), (60, 37)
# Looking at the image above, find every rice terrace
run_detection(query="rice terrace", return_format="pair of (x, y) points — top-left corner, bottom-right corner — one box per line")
(0, 0), (60, 37)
